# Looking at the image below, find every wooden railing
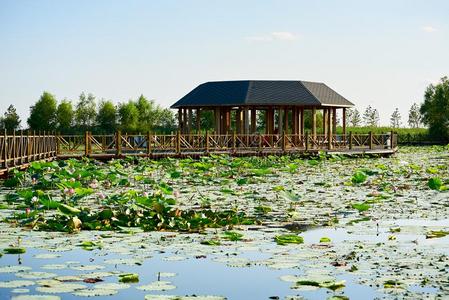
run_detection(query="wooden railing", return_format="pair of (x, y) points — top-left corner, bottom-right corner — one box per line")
(0, 131), (57, 174)
(57, 131), (397, 157)
(0, 130), (397, 173)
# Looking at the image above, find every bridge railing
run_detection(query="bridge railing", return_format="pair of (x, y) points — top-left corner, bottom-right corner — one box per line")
(0, 130), (397, 173)
(0, 131), (57, 173)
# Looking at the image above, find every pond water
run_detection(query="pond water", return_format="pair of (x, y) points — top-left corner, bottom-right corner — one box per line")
(0, 146), (448, 299)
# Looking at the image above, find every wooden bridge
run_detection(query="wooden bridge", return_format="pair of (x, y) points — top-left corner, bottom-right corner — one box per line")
(0, 130), (397, 175)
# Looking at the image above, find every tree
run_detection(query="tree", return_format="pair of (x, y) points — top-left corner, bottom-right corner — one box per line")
(118, 101), (139, 132)
(28, 91), (57, 131)
(390, 108), (401, 128)
(363, 105), (379, 127)
(348, 108), (362, 127)
(56, 100), (74, 133)
(420, 76), (449, 139)
(97, 100), (117, 133)
(75, 92), (97, 131)
(408, 103), (422, 128)
(1, 105), (21, 132)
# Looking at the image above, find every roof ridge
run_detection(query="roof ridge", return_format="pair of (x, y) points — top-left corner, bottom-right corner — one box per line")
(298, 81), (322, 105)
(244, 81), (253, 104)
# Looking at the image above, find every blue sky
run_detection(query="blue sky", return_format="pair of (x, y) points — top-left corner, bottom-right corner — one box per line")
(1, 0), (448, 126)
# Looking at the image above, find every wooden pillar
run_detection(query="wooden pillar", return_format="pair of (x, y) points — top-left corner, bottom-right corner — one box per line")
(3, 129), (8, 170)
(327, 108), (332, 150)
(147, 131), (152, 155)
(251, 108), (257, 133)
(196, 109), (201, 133)
(177, 109), (182, 133)
(183, 109), (188, 134)
(116, 130), (122, 156)
(312, 107), (317, 139)
(235, 109), (241, 134)
(300, 107), (305, 136)
(176, 130), (181, 154)
(342, 108), (347, 136)
(187, 109), (193, 134)
(323, 108), (328, 135)
(226, 109), (231, 134)
(265, 109), (270, 134)
(84, 131), (89, 156)
(243, 108), (249, 134)
(332, 107), (337, 134)
(214, 107), (220, 134)
(278, 108), (283, 135)
(283, 108), (288, 134)
(292, 107), (297, 135)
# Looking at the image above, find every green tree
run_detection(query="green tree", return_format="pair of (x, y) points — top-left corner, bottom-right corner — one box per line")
(390, 108), (401, 128)
(350, 108), (362, 127)
(118, 101), (139, 132)
(363, 105), (379, 127)
(28, 91), (57, 131)
(97, 100), (117, 133)
(420, 76), (449, 139)
(408, 103), (422, 128)
(56, 100), (74, 133)
(1, 105), (21, 132)
(75, 92), (97, 131)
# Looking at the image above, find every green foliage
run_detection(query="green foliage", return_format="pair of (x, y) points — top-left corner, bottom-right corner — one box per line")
(420, 76), (449, 140)
(319, 237), (331, 243)
(351, 202), (370, 212)
(0, 105), (21, 132)
(97, 100), (117, 133)
(3, 247), (26, 254)
(56, 100), (74, 133)
(274, 234), (304, 245)
(75, 92), (97, 131)
(118, 273), (139, 283)
(27, 91), (57, 131)
(351, 171), (368, 184)
(118, 101), (139, 132)
(428, 177), (443, 190)
(222, 231), (244, 241)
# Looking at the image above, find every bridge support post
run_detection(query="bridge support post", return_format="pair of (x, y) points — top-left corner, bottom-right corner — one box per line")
(349, 131), (353, 150)
(369, 131), (373, 149)
(3, 129), (8, 171)
(116, 131), (122, 157)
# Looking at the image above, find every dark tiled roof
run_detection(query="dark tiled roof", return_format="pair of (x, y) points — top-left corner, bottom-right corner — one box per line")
(171, 80), (354, 108)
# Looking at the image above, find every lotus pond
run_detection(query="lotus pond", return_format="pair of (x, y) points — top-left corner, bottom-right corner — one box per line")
(0, 146), (448, 300)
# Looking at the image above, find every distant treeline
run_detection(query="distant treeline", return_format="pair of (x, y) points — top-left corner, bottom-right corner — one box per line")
(2, 92), (177, 134)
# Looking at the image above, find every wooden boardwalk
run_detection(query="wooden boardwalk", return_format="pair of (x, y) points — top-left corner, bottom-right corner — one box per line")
(1, 131), (397, 175)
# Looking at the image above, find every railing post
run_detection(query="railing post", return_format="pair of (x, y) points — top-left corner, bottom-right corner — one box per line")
(33, 131), (36, 160)
(147, 131), (152, 156)
(328, 130), (332, 150)
(27, 130), (31, 162)
(282, 131), (286, 152)
(349, 131), (353, 150)
(205, 131), (209, 153)
(258, 132), (262, 154)
(12, 130), (16, 166)
(369, 131), (373, 149)
(305, 132), (309, 151)
(20, 130), (24, 164)
(176, 130), (181, 155)
(56, 132), (60, 155)
(232, 131), (236, 153)
(390, 130), (395, 149)
(116, 130), (122, 157)
(84, 131), (90, 156)
(3, 129), (8, 170)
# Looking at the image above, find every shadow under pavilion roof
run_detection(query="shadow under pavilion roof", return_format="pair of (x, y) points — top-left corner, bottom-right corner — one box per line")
(171, 80), (354, 109)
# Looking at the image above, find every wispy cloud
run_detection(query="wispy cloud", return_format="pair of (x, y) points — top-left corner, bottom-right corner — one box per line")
(422, 25), (436, 33)
(246, 31), (299, 42)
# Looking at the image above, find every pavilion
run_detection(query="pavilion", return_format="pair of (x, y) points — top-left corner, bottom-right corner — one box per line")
(171, 80), (354, 139)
